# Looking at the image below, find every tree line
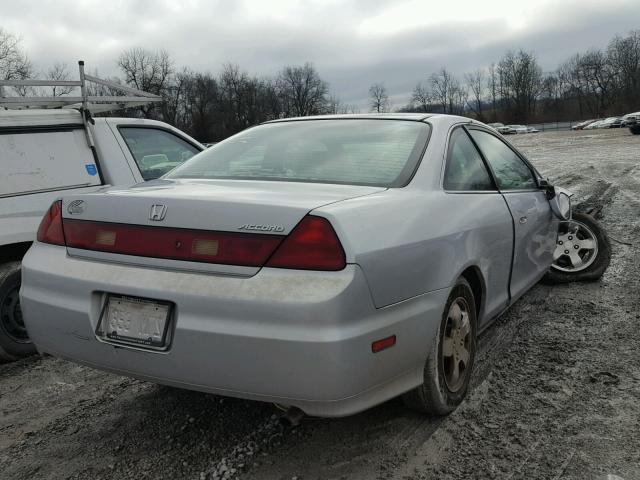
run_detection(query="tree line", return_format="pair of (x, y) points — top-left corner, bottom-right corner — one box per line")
(1, 27), (639, 140)
(396, 30), (640, 123)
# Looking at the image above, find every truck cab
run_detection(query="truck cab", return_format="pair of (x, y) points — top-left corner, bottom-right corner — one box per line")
(0, 108), (204, 360)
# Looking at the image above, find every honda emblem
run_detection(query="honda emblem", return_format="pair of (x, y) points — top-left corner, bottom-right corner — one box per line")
(149, 204), (167, 221)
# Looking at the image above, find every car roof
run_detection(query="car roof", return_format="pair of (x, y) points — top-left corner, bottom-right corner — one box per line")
(263, 113), (486, 127)
(264, 113), (434, 123)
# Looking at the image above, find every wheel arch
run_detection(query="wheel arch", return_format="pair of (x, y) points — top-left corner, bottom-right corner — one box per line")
(0, 242), (32, 264)
(459, 265), (485, 321)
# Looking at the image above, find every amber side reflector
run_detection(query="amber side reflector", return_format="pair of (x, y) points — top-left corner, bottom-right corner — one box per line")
(372, 335), (396, 353)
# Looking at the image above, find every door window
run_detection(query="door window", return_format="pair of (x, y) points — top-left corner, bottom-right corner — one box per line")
(469, 130), (537, 190)
(119, 127), (200, 181)
(444, 128), (495, 191)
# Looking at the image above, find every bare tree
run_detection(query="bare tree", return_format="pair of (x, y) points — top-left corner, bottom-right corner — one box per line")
(0, 28), (33, 97)
(368, 83), (390, 113)
(276, 63), (329, 117)
(465, 69), (485, 120)
(47, 62), (74, 96)
(326, 94), (361, 114)
(411, 82), (432, 112)
(607, 30), (640, 109)
(451, 82), (468, 115)
(162, 67), (192, 127)
(487, 63), (498, 121)
(0, 28), (31, 81)
(118, 48), (173, 118)
(498, 50), (543, 122)
(430, 68), (459, 113)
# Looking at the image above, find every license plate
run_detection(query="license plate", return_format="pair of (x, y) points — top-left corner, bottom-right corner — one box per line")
(96, 295), (173, 350)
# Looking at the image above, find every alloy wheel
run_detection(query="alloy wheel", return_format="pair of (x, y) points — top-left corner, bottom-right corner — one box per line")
(442, 297), (472, 393)
(552, 220), (598, 273)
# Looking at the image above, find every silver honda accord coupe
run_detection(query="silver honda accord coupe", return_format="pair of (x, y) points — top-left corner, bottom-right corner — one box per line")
(20, 114), (605, 417)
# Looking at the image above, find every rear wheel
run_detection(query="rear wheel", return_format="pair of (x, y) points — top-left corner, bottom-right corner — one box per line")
(544, 212), (611, 283)
(403, 278), (477, 415)
(630, 125), (640, 135)
(0, 262), (36, 361)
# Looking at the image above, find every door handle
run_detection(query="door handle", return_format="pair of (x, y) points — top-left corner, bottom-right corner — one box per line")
(519, 216), (528, 224)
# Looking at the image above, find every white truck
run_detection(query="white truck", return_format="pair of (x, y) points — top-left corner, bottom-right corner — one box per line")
(0, 67), (204, 360)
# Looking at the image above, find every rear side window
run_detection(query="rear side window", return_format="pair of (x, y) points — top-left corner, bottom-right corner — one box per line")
(168, 120), (431, 187)
(119, 127), (200, 181)
(0, 128), (101, 197)
(468, 130), (537, 190)
(444, 128), (495, 191)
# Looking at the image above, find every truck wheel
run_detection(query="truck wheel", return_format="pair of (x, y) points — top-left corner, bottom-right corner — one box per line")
(403, 277), (477, 415)
(0, 262), (36, 361)
(544, 212), (611, 284)
(630, 126), (640, 135)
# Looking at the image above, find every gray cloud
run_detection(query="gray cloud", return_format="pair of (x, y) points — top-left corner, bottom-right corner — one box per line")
(3, 0), (640, 109)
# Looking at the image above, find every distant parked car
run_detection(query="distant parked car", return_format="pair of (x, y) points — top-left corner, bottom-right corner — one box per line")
(585, 117), (624, 129)
(599, 117), (624, 128)
(622, 112), (640, 134)
(572, 120), (596, 130)
(526, 126), (540, 133)
(487, 122), (515, 135)
(507, 125), (529, 134)
(584, 120), (604, 130)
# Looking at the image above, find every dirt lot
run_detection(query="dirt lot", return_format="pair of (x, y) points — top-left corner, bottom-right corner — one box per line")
(1, 128), (639, 480)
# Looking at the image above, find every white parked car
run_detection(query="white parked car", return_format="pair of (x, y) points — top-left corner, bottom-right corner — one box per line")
(623, 111), (640, 134)
(584, 120), (604, 129)
(506, 125), (529, 134)
(0, 108), (203, 360)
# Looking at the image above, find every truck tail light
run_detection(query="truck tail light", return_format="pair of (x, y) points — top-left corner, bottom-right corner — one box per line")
(265, 216), (346, 271)
(36, 200), (65, 246)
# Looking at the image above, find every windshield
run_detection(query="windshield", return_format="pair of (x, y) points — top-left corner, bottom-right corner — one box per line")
(167, 119), (430, 187)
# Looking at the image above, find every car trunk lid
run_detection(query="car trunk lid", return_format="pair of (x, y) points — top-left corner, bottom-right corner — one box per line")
(60, 179), (385, 275)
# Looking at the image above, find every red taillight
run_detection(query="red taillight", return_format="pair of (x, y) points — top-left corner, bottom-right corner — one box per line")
(266, 216), (346, 271)
(63, 220), (283, 267)
(37, 200), (65, 245)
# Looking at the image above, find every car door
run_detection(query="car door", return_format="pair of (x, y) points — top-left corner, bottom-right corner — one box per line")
(468, 128), (556, 300)
(443, 127), (512, 323)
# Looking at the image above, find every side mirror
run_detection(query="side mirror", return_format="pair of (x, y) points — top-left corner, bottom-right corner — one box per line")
(549, 187), (572, 220)
(539, 178), (555, 199)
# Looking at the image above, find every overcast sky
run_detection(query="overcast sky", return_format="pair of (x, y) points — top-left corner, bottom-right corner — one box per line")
(3, 0), (640, 108)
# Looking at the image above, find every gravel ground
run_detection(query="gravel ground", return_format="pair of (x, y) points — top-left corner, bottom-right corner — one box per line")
(1, 128), (639, 480)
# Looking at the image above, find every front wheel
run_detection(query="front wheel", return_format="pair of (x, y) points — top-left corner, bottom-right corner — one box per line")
(629, 126), (640, 135)
(0, 262), (36, 361)
(544, 212), (611, 284)
(403, 277), (477, 415)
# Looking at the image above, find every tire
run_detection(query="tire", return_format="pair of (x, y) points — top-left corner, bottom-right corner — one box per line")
(544, 212), (611, 284)
(403, 277), (477, 415)
(0, 262), (36, 361)
(630, 125), (640, 135)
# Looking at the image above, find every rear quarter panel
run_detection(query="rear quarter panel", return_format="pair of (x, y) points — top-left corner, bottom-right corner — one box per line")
(315, 117), (513, 318)
(317, 189), (513, 313)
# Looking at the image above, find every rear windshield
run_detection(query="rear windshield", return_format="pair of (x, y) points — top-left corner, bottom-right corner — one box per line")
(167, 119), (430, 187)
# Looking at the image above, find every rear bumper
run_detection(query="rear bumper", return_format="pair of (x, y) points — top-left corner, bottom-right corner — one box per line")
(20, 243), (448, 417)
